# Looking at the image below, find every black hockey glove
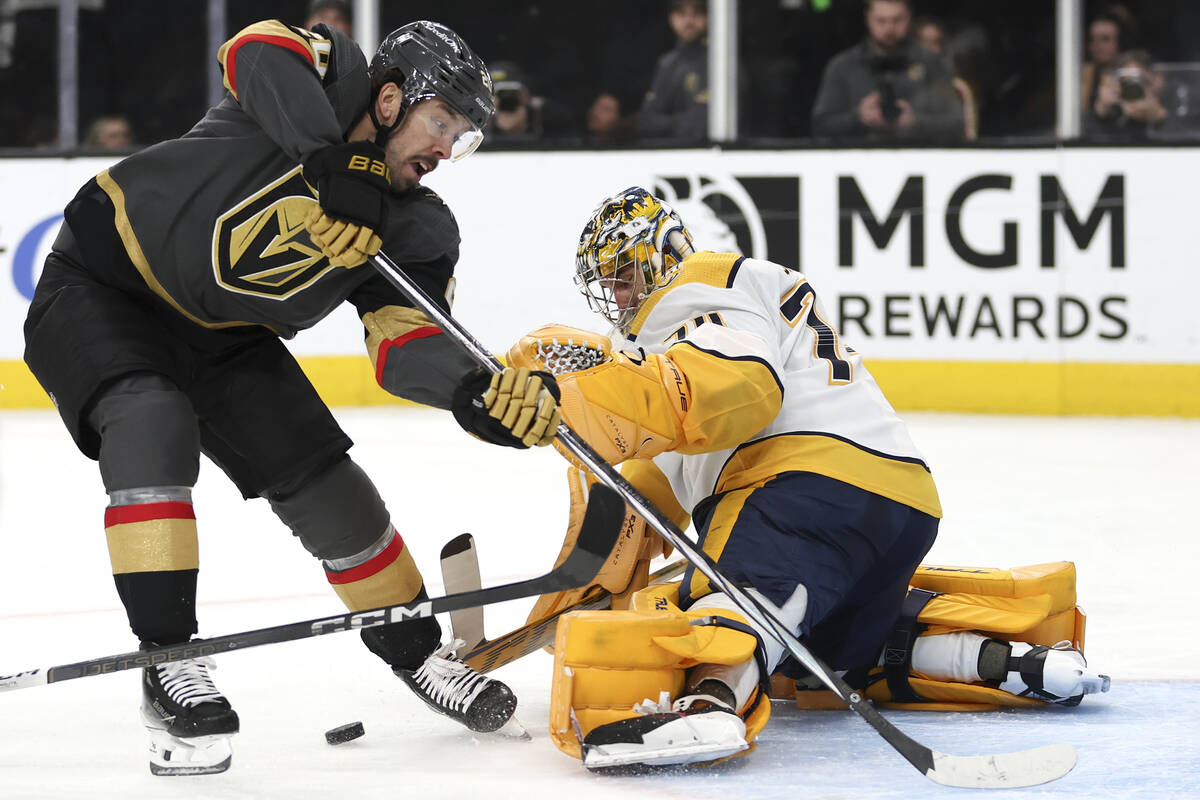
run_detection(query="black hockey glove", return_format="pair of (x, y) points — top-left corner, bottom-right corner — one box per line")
(303, 141), (391, 268)
(452, 366), (562, 449)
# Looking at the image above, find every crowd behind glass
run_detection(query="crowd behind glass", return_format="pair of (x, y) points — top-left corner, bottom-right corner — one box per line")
(1, 0), (1197, 152)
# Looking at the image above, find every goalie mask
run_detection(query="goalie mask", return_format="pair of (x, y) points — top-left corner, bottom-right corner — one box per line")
(574, 187), (695, 332)
(369, 21), (495, 160)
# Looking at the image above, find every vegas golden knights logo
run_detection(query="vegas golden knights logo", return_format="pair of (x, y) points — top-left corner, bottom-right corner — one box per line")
(213, 169), (338, 299)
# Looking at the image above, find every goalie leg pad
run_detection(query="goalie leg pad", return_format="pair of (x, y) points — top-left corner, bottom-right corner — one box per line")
(550, 583), (770, 766)
(526, 462), (680, 628)
(858, 562), (1102, 710)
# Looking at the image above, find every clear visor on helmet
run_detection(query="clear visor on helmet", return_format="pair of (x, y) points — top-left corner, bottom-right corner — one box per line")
(414, 97), (485, 161)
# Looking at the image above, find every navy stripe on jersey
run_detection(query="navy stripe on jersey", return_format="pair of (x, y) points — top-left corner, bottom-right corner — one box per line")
(718, 429), (933, 481)
(725, 256), (745, 288)
(669, 340), (786, 401)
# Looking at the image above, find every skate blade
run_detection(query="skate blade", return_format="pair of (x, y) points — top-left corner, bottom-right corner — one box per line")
(147, 729), (234, 776)
(484, 714), (531, 741)
(149, 754), (232, 777)
(583, 739), (748, 771)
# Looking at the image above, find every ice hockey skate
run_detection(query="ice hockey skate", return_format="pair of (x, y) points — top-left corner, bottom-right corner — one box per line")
(999, 641), (1111, 705)
(395, 640), (521, 735)
(140, 654), (239, 776)
(581, 691), (749, 771)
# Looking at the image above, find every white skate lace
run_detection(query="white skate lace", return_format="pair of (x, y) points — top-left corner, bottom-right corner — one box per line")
(155, 657), (226, 707)
(534, 338), (611, 376)
(411, 640), (489, 713)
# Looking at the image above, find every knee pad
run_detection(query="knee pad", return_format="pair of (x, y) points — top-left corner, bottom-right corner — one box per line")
(549, 581), (771, 761)
(88, 372), (199, 492)
(264, 456), (390, 561)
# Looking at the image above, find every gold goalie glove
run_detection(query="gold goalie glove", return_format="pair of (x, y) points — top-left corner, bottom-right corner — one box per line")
(525, 460), (686, 627)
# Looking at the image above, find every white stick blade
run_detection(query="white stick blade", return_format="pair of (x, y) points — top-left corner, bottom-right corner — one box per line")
(928, 744), (1077, 789)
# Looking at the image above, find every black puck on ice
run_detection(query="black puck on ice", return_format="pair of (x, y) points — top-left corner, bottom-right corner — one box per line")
(325, 721), (365, 745)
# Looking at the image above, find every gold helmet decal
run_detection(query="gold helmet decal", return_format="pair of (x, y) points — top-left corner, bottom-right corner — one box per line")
(575, 186), (694, 331)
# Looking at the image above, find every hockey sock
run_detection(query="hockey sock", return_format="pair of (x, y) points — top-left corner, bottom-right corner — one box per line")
(105, 489), (200, 644)
(323, 525), (441, 670)
(323, 525), (424, 610)
(908, 631), (991, 683)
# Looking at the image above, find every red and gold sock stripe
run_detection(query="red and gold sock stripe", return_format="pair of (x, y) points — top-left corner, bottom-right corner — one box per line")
(325, 529), (424, 611)
(104, 501), (199, 575)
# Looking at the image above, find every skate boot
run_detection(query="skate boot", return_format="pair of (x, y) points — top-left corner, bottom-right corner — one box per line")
(581, 690), (749, 771)
(998, 640), (1111, 706)
(395, 640), (518, 734)
(140, 653), (239, 776)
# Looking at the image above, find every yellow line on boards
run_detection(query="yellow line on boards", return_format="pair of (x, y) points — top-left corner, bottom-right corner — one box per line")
(1, 358), (1196, 417)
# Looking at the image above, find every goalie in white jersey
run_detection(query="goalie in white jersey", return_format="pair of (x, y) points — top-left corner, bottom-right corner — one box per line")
(509, 187), (1108, 771)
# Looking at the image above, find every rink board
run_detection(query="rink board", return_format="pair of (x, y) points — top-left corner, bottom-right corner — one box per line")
(1, 148), (1197, 415)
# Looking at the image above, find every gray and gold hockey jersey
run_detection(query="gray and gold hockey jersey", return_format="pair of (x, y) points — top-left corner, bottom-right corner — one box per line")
(85, 21), (474, 408)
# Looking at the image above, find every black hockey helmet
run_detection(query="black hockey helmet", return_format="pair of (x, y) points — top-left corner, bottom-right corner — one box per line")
(368, 21), (494, 159)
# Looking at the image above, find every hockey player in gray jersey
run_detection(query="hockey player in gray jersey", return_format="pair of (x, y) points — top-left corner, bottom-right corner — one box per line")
(23, 20), (560, 775)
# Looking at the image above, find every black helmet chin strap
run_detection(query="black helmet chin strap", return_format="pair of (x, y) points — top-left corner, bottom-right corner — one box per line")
(368, 100), (404, 147)
(368, 81), (410, 147)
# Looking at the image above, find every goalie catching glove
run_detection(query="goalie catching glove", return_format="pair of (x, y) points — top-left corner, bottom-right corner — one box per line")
(452, 366), (562, 448)
(507, 325), (688, 465)
(303, 141), (390, 268)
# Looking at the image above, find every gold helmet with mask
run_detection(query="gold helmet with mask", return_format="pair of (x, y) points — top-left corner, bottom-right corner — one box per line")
(574, 186), (695, 332)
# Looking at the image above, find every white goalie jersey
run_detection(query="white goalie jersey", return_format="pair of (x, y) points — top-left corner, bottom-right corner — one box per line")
(616, 252), (941, 518)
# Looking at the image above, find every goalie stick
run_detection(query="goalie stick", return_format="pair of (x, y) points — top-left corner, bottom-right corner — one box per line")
(0, 484), (624, 695)
(369, 249), (1078, 790)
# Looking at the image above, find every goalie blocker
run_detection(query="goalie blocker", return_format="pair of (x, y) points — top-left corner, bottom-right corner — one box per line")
(549, 560), (1108, 770)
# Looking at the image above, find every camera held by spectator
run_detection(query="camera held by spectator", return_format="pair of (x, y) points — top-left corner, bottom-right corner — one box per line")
(1088, 49), (1166, 139)
(869, 54), (909, 122)
(488, 61), (546, 141)
(1116, 67), (1146, 101)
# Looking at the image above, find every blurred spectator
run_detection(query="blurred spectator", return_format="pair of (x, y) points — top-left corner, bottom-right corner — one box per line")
(913, 15), (977, 140)
(83, 113), (136, 150)
(1081, 13), (1125, 116)
(1086, 49), (1167, 140)
(304, 0), (352, 36)
(585, 91), (633, 145)
(635, 0), (708, 142)
(810, 0), (963, 143)
(485, 60), (571, 142)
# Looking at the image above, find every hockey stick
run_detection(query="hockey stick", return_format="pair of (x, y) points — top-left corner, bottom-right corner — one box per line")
(0, 484), (624, 695)
(462, 559), (687, 674)
(439, 533), (486, 655)
(369, 250), (1077, 789)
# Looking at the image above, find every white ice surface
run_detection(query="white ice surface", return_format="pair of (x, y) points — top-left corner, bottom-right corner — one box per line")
(1, 408), (1198, 799)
